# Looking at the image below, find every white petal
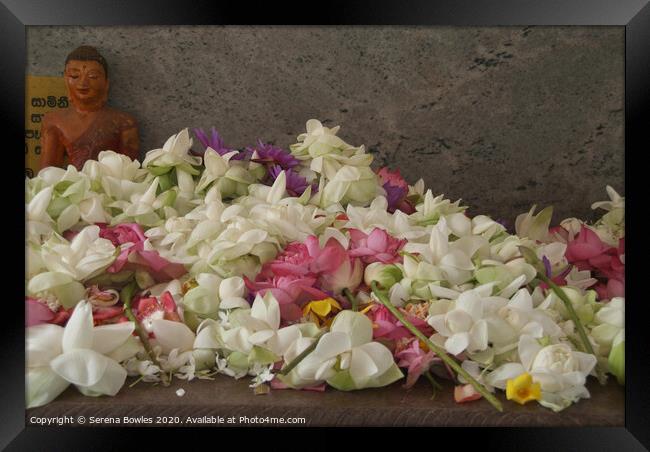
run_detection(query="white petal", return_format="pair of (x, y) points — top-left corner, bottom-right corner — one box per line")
(26, 366), (70, 408)
(445, 309), (474, 334)
(76, 358), (127, 396)
(427, 283), (460, 300)
(468, 319), (488, 351)
(314, 331), (351, 360)
(219, 297), (250, 310)
(50, 348), (108, 387)
(520, 321), (544, 338)
(498, 275), (528, 299)
(485, 362), (526, 389)
(248, 329), (275, 345)
(456, 290), (483, 320)
(330, 311), (372, 347)
(349, 347), (378, 383)
(26, 324), (64, 368)
(266, 170), (286, 204)
(518, 334), (543, 371)
(354, 342), (393, 377)
(151, 319), (196, 353)
(313, 358), (337, 381)
(106, 336), (143, 363)
(427, 314), (452, 337)
(268, 325), (302, 356)
(28, 186), (53, 219)
(92, 322), (135, 355)
(445, 332), (470, 355)
(62, 301), (94, 352)
(219, 276), (245, 299)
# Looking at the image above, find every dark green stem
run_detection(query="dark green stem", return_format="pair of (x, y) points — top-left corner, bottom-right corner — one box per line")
(371, 282), (503, 412)
(343, 288), (358, 311)
(538, 273), (607, 383)
(121, 281), (170, 386)
(518, 246), (606, 382)
(277, 328), (328, 376)
(424, 371), (442, 399)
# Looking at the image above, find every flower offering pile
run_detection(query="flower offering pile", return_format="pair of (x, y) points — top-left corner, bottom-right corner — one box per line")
(25, 120), (625, 412)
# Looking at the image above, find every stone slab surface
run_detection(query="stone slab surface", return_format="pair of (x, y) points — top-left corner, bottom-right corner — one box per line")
(26, 26), (624, 222)
(26, 377), (624, 427)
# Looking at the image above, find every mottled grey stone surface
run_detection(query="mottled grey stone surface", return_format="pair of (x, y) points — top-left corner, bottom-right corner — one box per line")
(26, 26), (624, 223)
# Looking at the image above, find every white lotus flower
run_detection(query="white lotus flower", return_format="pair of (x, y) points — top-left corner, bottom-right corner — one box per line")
(591, 297), (624, 356)
(206, 218), (280, 278)
(486, 335), (597, 411)
(515, 205), (553, 242)
(27, 226), (117, 308)
(183, 274), (249, 318)
(279, 311), (402, 390)
(320, 166), (380, 208)
(26, 184), (56, 241)
(39, 225), (116, 280)
(591, 185), (624, 212)
(142, 128), (202, 171)
(404, 217), (487, 286)
(485, 288), (563, 355)
(427, 287), (490, 356)
(410, 190), (466, 226)
(290, 119), (371, 181)
(217, 292), (302, 358)
(26, 300), (136, 408)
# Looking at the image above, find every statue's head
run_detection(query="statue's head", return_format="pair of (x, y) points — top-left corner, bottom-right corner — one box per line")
(64, 45), (110, 110)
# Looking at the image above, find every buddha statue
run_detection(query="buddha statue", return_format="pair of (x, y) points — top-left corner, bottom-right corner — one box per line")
(40, 46), (140, 170)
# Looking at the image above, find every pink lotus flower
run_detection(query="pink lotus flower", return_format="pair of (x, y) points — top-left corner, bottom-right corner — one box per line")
(395, 337), (438, 388)
(245, 275), (330, 322)
(25, 298), (55, 327)
(348, 228), (406, 264)
(98, 223), (187, 283)
(377, 167), (408, 189)
(366, 304), (433, 342)
(26, 298), (72, 327)
(565, 225), (624, 298)
(304, 236), (363, 294)
(251, 236), (362, 321)
(132, 290), (181, 332)
(261, 242), (314, 279)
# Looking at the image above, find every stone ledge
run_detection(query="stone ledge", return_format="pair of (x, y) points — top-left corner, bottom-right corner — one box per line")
(26, 377), (624, 427)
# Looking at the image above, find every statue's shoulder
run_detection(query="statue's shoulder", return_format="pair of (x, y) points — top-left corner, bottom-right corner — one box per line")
(106, 107), (138, 130)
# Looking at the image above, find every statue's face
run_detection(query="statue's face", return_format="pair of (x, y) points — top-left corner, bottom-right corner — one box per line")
(64, 59), (109, 108)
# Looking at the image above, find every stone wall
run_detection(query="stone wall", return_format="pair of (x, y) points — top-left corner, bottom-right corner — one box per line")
(27, 26), (624, 222)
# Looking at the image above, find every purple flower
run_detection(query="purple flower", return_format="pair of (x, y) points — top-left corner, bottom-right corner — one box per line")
(248, 140), (299, 170)
(193, 127), (246, 160)
(383, 182), (408, 213)
(269, 165), (316, 197)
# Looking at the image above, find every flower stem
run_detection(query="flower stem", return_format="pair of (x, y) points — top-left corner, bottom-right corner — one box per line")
(424, 371), (442, 399)
(537, 273), (607, 383)
(517, 246), (606, 383)
(277, 328), (328, 376)
(343, 288), (358, 311)
(371, 282), (503, 412)
(120, 281), (170, 387)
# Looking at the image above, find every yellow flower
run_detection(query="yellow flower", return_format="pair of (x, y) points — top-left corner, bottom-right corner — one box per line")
(506, 372), (542, 405)
(302, 298), (342, 327)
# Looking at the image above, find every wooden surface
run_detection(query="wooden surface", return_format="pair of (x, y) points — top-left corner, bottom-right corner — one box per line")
(26, 376), (624, 427)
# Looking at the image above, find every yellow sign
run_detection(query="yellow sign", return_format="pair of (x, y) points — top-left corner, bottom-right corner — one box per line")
(25, 76), (69, 178)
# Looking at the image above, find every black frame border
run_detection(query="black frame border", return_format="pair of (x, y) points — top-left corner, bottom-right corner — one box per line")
(3, 0), (649, 449)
